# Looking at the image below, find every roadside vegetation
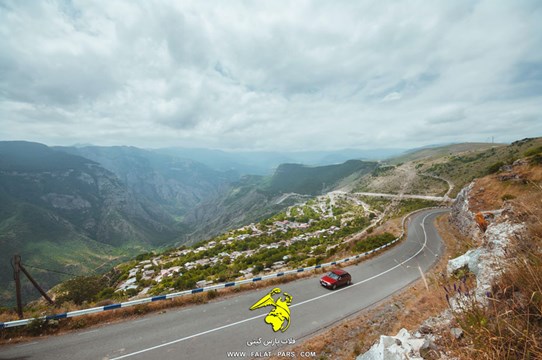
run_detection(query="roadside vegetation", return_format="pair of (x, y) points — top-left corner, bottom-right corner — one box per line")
(1, 191), (424, 337)
(448, 242), (542, 359)
(391, 199), (440, 217)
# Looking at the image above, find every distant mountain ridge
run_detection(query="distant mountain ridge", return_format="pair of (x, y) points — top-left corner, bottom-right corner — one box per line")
(154, 147), (404, 175)
(57, 146), (238, 218)
(0, 141), (184, 306)
(184, 159), (378, 242)
(266, 160), (377, 195)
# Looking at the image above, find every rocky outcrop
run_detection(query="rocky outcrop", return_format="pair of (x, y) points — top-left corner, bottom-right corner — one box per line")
(447, 207), (524, 306)
(358, 181), (525, 360)
(449, 183), (481, 240)
(357, 328), (439, 360)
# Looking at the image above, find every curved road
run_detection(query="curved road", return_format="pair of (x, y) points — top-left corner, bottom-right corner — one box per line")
(0, 209), (448, 360)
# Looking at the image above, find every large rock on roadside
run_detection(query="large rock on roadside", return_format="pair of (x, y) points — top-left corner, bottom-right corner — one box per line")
(357, 328), (437, 360)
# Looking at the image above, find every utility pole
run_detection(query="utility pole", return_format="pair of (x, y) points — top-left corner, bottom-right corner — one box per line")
(13, 255), (23, 319)
(12, 255), (55, 319)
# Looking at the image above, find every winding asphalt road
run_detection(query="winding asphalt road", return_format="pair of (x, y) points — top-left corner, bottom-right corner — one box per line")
(0, 208), (448, 360)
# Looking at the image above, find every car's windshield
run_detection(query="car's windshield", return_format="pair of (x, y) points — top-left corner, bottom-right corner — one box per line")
(327, 272), (340, 280)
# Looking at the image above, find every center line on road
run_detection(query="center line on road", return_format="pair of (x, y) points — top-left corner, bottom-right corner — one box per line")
(109, 209), (446, 360)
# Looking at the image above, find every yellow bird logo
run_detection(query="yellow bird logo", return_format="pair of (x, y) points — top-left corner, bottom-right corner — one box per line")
(250, 288), (292, 332)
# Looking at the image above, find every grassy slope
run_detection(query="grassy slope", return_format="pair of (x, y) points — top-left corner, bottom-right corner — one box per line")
(389, 143), (505, 165)
(422, 137), (542, 197)
(0, 200), (141, 306)
(266, 160), (377, 195)
(352, 138), (542, 198)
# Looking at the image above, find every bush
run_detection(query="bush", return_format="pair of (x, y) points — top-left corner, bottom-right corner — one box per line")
(353, 233), (396, 253)
(530, 154), (542, 165)
(56, 276), (107, 305)
(523, 146), (542, 157)
(95, 287), (116, 301)
(125, 288), (139, 297)
(207, 290), (219, 300)
(486, 161), (505, 174)
(27, 318), (47, 336)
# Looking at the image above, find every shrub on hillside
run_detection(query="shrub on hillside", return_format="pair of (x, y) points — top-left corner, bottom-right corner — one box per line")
(486, 161), (505, 174)
(353, 233), (396, 253)
(56, 276), (107, 305)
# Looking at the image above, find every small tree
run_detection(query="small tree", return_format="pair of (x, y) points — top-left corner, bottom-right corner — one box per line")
(57, 276), (105, 305)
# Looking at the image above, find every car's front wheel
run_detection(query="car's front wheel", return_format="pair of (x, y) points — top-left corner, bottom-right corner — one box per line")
(347, 280), (351, 285)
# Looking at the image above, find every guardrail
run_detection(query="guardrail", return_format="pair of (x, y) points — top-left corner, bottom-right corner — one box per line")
(0, 207), (445, 329)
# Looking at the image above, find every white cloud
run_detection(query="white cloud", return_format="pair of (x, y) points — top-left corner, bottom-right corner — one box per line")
(0, 0), (541, 150)
(382, 92), (402, 102)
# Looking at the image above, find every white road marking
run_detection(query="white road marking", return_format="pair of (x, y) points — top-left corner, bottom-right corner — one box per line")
(110, 210), (444, 360)
(77, 329), (99, 336)
(15, 341), (38, 347)
(133, 319), (148, 324)
(110, 313), (268, 359)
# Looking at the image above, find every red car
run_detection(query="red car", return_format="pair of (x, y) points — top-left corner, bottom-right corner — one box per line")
(320, 269), (352, 290)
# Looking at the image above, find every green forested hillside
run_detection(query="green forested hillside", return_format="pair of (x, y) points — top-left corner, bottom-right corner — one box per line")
(266, 160), (377, 195)
(0, 142), (182, 306)
(183, 160), (377, 242)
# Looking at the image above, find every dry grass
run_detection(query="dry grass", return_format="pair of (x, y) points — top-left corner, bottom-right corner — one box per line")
(444, 229), (542, 359)
(269, 213), (468, 360)
(443, 162), (542, 359)
(468, 162), (542, 213)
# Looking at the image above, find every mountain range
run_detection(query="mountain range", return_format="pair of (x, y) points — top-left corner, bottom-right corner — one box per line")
(139, 147), (404, 175)
(0, 141), (378, 306)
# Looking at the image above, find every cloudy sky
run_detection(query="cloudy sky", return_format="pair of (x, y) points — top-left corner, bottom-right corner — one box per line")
(1, 1), (541, 151)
